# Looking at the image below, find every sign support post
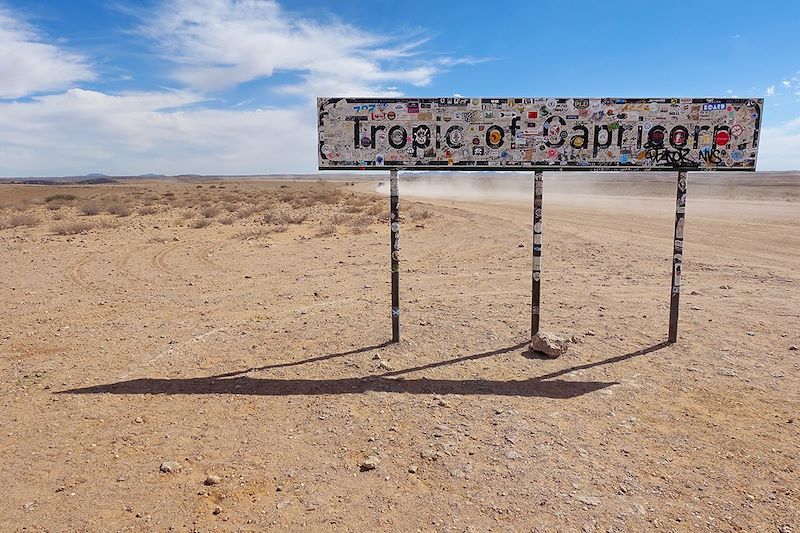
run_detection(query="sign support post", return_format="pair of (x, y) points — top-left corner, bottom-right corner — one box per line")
(668, 170), (687, 343)
(531, 170), (543, 338)
(390, 168), (400, 342)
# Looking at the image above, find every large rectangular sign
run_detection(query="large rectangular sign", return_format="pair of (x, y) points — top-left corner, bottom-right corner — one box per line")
(317, 97), (763, 171)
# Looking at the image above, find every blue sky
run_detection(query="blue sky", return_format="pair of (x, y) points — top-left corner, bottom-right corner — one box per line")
(1, 0), (799, 176)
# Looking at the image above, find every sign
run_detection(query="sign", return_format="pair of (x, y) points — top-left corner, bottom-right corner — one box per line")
(317, 97), (763, 171)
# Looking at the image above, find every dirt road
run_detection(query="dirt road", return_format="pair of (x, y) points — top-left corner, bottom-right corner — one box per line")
(0, 177), (797, 531)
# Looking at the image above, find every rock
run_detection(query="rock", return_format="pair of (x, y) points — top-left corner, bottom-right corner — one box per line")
(204, 474), (222, 486)
(789, 345), (798, 351)
(718, 368), (737, 377)
(574, 495), (601, 506)
(378, 360), (393, 371)
(420, 448), (438, 461)
(213, 506), (222, 515)
(360, 455), (380, 471)
(134, 416), (143, 424)
(159, 461), (181, 473)
(778, 526), (792, 533)
(585, 330), (596, 336)
(408, 464), (418, 474)
(690, 290), (701, 295)
(505, 450), (521, 460)
(530, 331), (571, 358)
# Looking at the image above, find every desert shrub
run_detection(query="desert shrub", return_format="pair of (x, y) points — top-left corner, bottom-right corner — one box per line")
(52, 221), (93, 235)
(349, 215), (373, 234)
(365, 203), (383, 216)
(52, 211), (65, 220)
(200, 205), (220, 218)
(278, 212), (307, 225)
(138, 205), (160, 215)
(409, 208), (433, 221)
(315, 224), (336, 237)
(45, 194), (77, 203)
(329, 213), (352, 225)
(341, 204), (364, 213)
(235, 205), (261, 219)
(107, 203), (132, 217)
(0, 212), (41, 229)
(219, 215), (235, 225)
(46, 200), (67, 210)
(80, 201), (103, 216)
(190, 218), (213, 229)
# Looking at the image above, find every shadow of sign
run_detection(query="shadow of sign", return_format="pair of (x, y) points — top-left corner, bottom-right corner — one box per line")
(58, 341), (670, 399)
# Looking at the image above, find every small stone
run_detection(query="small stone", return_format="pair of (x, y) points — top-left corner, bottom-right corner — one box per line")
(360, 455), (380, 471)
(585, 330), (596, 336)
(159, 461), (181, 473)
(408, 464), (418, 474)
(420, 449), (438, 461)
(378, 360), (393, 371)
(204, 474), (222, 486)
(134, 416), (143, 424)
(574, 495), (601, 506)
(778, 525), (792, 533)
(213, 506), (222, 515)
(529, 331), (571, 358)
(789, 345), (798, 351)
(505, 450), (521, 460)
(718, 369), (737, 377)
(690, 290), (701, 295)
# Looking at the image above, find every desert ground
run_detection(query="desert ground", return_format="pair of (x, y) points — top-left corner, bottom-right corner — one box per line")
(0, 173), (798, 532)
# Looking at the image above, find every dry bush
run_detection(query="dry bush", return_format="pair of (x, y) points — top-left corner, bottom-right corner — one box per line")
(107, 203), (132, 217)
(365, 203), (384, 216)
(52, 211), (66, 221)
(220, 202), (239, 213)
(95, 218), (121, 229)
(349, 214), (373, 234)
(219, 215), (235, 225)
(80, 200), (103, 216)
(329, 213), (352, 225)
(45, 194), (77, 203)
(235, 205), (261, 219)
(190, 218), (213, 229)
(315, 224), (337, 237)
(46, 200), (68, 210)
(409, 208), (433, 221)
(277, 212), (307, 225)
(52, 220), (93, 235)
(0, 212), (41, 229)
(377, 211), (390, 223)
(200, 205), (220, 218)
(138, 205), (160, 215)
(341, 204), (364, 213)
(344, 194), (371, 207)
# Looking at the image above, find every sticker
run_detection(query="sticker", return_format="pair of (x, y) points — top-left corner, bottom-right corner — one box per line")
(533, 272), (541, 282)
(391, 222), (399, 232)
(534, 233), (542, 245)
(392, 307), (400, 317)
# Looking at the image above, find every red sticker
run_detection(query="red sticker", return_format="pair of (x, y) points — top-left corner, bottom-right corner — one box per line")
(528, 111), (538, 119)
(715, 131), (730, 146)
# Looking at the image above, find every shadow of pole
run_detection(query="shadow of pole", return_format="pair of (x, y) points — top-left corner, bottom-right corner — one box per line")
(58, 340), (671, 399)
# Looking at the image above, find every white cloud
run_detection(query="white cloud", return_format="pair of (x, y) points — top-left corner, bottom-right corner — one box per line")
(0, 8), (94, 98)
(782, 80), (791, 88)
(140, 0), (446, 97)
(758, 117), (800, 170)
(0, 89), (317, 176)
(766, 85), (775, 96)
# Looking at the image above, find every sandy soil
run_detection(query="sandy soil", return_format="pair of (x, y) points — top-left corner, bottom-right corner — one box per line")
(0, 176), (798, 532)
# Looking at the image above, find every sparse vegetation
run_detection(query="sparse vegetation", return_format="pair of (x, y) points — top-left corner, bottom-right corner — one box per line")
(349, 214), (373, 234)
(200, 205), (220, 218)
(315, 224), (336, 237)
(80, 201), (103, 216)
(45, 194), (77, 203)
(138, 205), (160, 215)
(190, 218), (213, 229)
(107, 203), (132, 217)
(52, 221), (93, 235)
(0, 212), (41, 229)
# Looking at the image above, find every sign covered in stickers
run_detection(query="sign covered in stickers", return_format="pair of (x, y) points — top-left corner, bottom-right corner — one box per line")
(317, 97), (763, 171)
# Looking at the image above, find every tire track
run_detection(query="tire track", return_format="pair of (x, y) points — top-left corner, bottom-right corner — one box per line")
(151, 243), (181, 275)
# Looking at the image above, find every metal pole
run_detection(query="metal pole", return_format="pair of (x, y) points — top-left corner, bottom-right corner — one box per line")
(531, 170), (543, 338)
(668, 170), (687, 343)
(390, 169), (400, 342)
